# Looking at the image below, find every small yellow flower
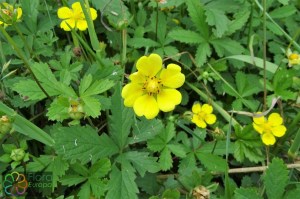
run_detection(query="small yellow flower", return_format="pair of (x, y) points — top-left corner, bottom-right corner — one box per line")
(57, 2), (97, 31)
(122, 54), (185, 119)
(252, 113), (286, 146)
(191, 103), (216, 128)
(286, 49), (300, 67)
(0, 3), (22, 26)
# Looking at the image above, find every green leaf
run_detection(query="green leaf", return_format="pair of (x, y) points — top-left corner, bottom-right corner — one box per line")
(205, 8), (229, 37)
(226, 55), (278, 73)
(263, 158), (289, 199)
(27, 155), (69, 191)
(88, 176), (107, 198)
(168, 29), (205, 44)
(210, 38), (244, 57)
(196, 152), (228, 172)
(284, 188), (300, 199)
(106, 165), (139, 199)
(269, 5), (296, 19)
(273, 69), (296, 101)
(130, 118), (163, 144)
(235, 71), (262, 97)
(226, 9), (251, 35)
(61, 175), (86, 186)
(108, 84), (134, 149)
(79, 74), (93, 95)
(81, 96), (101, 118)
(234, 187), (262, 199)
(12, 79), (47, 100)
(195, 42), (211, 66)
(124, 151), (160, 177)
(186, 0), (209, 38)
(127, 37), (159, 48)
(159, 147), (173, 171)
(89, 158), (111, 178)
(80, 78), (115, 97)
(46, 96), (69, 121)
(162, 189), (180, 199)
(53, 126), (119, 164)
(167, 144), (186, 158)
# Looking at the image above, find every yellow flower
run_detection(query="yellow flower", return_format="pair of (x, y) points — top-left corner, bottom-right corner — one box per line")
(191, 103), (216, 128)
(0, 3), (22, 25)
(122, 54), (185, 119)
(286, 49), (300, 67)
(57, 2), (97, 31)
(252, 113), (286, 146)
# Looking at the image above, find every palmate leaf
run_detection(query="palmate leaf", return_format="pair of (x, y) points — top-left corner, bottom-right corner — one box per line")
(263, 158), (289, 199)
(106, 165), (139, 199)
(108, 83), (134, 149)
(26, 155), (69, 191)
(53, 126), (119, 164)
(205, 8), (229, 38)
(168, 29), (205, 44)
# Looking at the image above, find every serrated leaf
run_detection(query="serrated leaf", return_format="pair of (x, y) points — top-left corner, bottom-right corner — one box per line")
(108, 84), (134, 149)
(12, 79), (48, 100)
(162, 189), (180, 199)
(89, 177), (107, 198)
(46, 96), (69, 121)
(159, 147), (173, 171)
(53, 126), (119, 164)
(89, 158), (111, 178)
(168, 29), (205, 44)
(284, 188), (300, 199)
(127, 37), (159, 48)
(234, 187), (262, 199)
(205, 8), (229, 37)
(26, 155), (69, 191)
(264, 158), (289, 199)
(81, 96), (101, 118)
(81, 79), (115, 97)
(124, 151), (159, 177)
(235, 71), (262, 97)
(269, 5), (296, 19)
(196, 152), (227, 172)
(195, 42), (211, 66)
(106, 165), (139, 199)
(186, 0), (209, 38)
(60, 175), (86, 186)
(227, 10), (250, 35)
(210, 38), (244, 57)
(167, 144), (186, 158)
(79, 74), (93, 95)
(130, 118), (163, 144)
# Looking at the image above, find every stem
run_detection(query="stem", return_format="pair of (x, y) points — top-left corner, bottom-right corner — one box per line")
(262, 0), (267, 111)
(288, 128), (300, 158)
(0, 25), (51, 100)
(0, 39), (6, 65)
(155, 2), (158, 41)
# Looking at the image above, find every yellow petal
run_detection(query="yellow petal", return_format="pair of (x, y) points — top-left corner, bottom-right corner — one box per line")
(157, 89), (181, 112)
(205, 114), (216, 125)
(261, 133), (276, 145)
(253, 113), (265, 125)
(89, 8), (97, 20)
(57, 7), (72, 19)
(0, 20), (3, 25)
(72, 2), (82, 12)
(202, 104), (213, 114)
(17, 7), (22, 20)
(136, 54), (162, 77)
(268, 113), (283, 126)
(129, 72), (146, 83)
(271, 125), (286, 137)
(60, 19), (75, 31)
(133, 95), (159, 119)
(160, 64), (185, 88)
(253, 123), (263, 134)
(192, 115), (207, 128)
(77, 19), (88, 31)
(121, 83), (143, 107)
(192, 103), (201, 114)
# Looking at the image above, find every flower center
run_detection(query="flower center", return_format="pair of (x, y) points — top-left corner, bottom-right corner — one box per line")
(262, 122), (272, 134)
(289, 53), (299, 60)
(143, 76), (162, 95)
(1, 9), (12, 16)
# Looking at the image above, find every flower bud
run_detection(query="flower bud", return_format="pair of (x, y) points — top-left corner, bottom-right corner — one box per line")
(68, 99), (84, 120)
(10, 148), (25, 161)
(0, 115), (12, 134)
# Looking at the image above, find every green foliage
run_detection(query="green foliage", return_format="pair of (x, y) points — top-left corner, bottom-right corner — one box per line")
(263, 158), (289, 199)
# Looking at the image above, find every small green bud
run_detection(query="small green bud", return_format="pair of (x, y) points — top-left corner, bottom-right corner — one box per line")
(68, 99), (84, 120)
(10, 148), (25, 161)
(0, 115), (12, 134)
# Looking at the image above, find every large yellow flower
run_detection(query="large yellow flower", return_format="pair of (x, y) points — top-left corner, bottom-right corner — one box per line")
(191, 103), (216, 128)
(122, 54), (185, 119)
(0, 3), (22, 25)
(252, 113), (286, 146)
(57, 2), (97, 31)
